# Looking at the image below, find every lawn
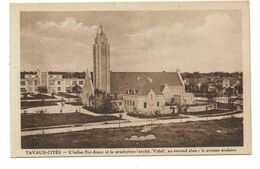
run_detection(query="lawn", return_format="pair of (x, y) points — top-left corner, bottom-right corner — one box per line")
(21, 93), (56, 100)
(21, 113), (121, 129)
(198, 110), (243, 117)
(185, 109), (231, 116)
(217, 103), (235, 110)
(21, 117), (243, 149)
(65, 102), (83, 106)
(55, 92), (79, 98)
(83, 106), (124, 114)
(127, 112), (187, 119)
(21, 100), (62, 109)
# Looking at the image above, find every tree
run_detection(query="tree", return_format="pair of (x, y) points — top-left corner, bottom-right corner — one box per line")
(37, 86), (48, 93)
(89, 89), (117, 113)
(88, 94), (95, 107)
(170, 97), (175, 104)
(207, 92), (214, 102)
(235, 84), (243, 94)
(225, 87), (233, 103)
(170, 106), (175, 114)
(95, 88), (106, 96)
(71, 84), (82, 94)
(100, 94), (113, 113)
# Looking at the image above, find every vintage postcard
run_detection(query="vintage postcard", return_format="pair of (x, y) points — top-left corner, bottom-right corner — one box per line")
(10, 1), (251, 157)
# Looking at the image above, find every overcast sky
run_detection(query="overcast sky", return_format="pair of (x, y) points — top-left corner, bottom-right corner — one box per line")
(20, 10), (242, 73)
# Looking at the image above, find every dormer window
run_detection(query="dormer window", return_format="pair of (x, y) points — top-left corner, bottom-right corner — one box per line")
(127, 89), (131, 95)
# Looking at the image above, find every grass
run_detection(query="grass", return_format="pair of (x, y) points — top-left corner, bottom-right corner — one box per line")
(21, 100), (62, 109)
(127, 112), (187, 119)
(65, 102), (83, 106)
(55, 92), (79, 98)
(21, 93), (56, 100)
(21, 117), (243, 148)
(21, 113), (120, 129)
(83, 106), (124, 114)
(198, 110), (243, 117)
(217, 103), (235, 110)
(185, 109), (231, 116)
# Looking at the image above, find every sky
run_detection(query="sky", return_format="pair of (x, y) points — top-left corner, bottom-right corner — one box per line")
(20, 10), (242, 73)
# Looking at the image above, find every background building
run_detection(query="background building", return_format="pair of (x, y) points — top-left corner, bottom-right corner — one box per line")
(20, 71), (86, 93)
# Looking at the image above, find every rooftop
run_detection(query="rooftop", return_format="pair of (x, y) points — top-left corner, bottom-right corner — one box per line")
(110, 72), (183, 95)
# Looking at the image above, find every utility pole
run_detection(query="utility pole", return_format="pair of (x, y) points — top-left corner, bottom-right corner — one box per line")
(40, 110), (45, 135)
(119, 113), (122, 128)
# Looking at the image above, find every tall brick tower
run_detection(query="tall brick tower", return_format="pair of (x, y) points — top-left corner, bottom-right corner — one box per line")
(93, 25), (110, 93)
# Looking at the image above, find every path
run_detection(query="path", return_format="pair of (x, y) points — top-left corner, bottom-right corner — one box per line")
(21, 112), (243, 136)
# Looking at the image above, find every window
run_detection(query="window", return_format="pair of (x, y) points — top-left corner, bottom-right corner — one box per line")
(20, 88), (26, 92)
(130, 100), (132, 106)
(79, 81), (84, 85)
(150, 93), (153, 99)
(133, 101), (135, 106)
(157, 102), (160, 107)
(20, 81), (26, 86)
(119, 102), (122, 106)
(127, 100), (129, 105)
(144, 102), (147, 108)
(57, 87), (61, 91)
(57, 81), (61, 85)
(72, 81), (77, 85)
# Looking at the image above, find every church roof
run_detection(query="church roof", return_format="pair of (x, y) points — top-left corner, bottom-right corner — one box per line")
(110, 72), (183, 95)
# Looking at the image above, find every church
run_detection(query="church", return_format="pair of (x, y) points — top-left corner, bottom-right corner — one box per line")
(80, 26), (194, 114)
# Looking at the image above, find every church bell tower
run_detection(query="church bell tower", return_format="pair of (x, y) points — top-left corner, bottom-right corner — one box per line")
(93, 25), (110, 93)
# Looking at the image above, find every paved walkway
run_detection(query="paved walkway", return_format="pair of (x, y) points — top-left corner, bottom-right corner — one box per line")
(21, 101), (104, 117)
(21, 112), (243, 136)
(21, 102), (145, 121)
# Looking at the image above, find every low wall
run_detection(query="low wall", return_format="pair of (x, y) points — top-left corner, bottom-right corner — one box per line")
(186, 103), (216, 113)
(162, 106), (179, 114)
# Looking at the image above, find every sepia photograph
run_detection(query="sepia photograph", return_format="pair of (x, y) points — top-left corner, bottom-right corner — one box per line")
(10, 1), (251, 157)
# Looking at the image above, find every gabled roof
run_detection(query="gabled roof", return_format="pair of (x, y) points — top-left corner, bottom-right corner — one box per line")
(110, 72), (183, 95)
